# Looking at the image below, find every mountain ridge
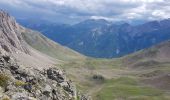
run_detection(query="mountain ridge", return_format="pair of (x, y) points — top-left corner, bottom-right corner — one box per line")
(19, 18), (170, 58)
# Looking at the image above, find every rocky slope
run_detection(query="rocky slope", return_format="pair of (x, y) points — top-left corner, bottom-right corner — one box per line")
(0, 10), (29, 54)
(0, 54), (76, 100)
(0, 10), (87, 100)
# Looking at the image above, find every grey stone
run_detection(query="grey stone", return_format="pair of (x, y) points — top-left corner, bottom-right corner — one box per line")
(24, 84), (32, 92)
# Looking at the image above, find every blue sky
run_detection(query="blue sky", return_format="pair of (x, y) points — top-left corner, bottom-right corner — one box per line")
(0, 0), (170, 24)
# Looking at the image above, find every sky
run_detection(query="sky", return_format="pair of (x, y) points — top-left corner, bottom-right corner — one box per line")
(0, 0), (170, 24)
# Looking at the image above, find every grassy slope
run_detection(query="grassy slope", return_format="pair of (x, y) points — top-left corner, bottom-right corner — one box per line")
(21, 27), (170, 100)
(60, 41), (170, 100)
(21, 29), (85, 62)
(94, 77), (168, 100)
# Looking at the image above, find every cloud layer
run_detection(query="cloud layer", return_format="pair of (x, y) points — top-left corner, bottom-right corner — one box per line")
(0, 0), (170, 24)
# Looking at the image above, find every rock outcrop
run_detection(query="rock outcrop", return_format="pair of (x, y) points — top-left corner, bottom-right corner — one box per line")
(0, 10), (29, 54)
(0, 10), (76, 100)
(0, 10), (89, 100)
(0, 54), (76, 100)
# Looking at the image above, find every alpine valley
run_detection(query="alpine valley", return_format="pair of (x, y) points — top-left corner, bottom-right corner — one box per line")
(0, 9), (170, 100)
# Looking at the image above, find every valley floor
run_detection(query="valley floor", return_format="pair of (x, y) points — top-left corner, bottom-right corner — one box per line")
(58, 58), (170, 100)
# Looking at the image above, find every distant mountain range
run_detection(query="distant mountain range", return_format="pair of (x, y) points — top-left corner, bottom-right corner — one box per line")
(19, 18), (170, 58)
(1, 10), (170, 100)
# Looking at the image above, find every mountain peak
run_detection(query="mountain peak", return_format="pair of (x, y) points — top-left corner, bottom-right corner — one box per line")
(79, 18), (112, 24)
(88, 18), (108, 22)
(73, 18), (111, 30)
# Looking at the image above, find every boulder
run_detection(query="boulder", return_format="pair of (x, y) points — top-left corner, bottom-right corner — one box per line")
(24, 84), (32, 92)
(43, 85), (52, 97)
(47, 68), (65, 83)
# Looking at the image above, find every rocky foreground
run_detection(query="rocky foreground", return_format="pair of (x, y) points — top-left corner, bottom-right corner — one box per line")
(0, 53), (88, 100)
(0, 10), (90, 100)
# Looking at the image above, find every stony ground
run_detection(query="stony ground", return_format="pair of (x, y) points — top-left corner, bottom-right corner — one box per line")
(0, 54), (84, 100)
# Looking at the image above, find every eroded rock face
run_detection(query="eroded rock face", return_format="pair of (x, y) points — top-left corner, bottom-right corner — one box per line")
(0, 54), (77, 100)
(0, 10), (29, 54)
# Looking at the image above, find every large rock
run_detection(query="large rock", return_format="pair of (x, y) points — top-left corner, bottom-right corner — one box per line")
(43, 85), (52, 97)
(47, 68), (65, 83)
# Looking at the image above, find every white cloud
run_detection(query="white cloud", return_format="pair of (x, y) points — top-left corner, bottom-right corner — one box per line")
(0, 0), (169, 23)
